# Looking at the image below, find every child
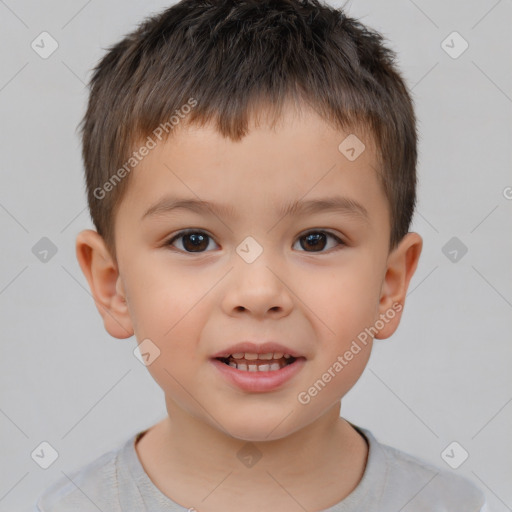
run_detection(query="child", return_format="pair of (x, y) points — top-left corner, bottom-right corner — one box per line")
(35, 0), (487, 510)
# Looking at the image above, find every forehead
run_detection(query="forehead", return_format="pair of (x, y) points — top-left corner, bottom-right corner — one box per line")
(119, 104), (386, 226)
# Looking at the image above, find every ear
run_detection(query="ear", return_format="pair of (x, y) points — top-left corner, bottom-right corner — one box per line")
(75, 229), (134, 339)
(374, 232), (423, 339)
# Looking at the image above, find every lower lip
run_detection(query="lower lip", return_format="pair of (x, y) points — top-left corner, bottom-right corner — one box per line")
(210, 358), (306, 393)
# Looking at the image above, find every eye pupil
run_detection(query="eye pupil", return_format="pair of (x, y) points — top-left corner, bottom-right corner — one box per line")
(301, 232), (327, 251)
(183, 233), (208, 252)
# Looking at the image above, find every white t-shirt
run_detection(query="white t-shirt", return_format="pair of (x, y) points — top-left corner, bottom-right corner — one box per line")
(35, 423), (487, 511)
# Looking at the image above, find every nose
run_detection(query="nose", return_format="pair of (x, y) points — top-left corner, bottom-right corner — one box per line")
(221, 253), (294, 319)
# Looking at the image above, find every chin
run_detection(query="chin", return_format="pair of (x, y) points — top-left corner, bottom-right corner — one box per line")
(224, 424), (288, 443)
(216, 410), (303, 443)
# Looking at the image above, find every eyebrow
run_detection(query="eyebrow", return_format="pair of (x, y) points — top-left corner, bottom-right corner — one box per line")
(141, 195), (369, 222)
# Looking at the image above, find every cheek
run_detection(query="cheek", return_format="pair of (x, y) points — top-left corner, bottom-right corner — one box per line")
(125, 261), (205, 337)
(123, 265), (212, 392)
(130, 281), (210, 405)
(305, 259), (382, 339)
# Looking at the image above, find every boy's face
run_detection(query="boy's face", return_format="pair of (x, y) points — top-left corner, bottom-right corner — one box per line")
(77, 104), (422, 441)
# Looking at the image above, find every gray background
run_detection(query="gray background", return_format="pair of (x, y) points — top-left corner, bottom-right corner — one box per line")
(1, 0), (511, 511)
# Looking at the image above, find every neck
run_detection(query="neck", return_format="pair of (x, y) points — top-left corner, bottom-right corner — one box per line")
(136, 399), (368, 512)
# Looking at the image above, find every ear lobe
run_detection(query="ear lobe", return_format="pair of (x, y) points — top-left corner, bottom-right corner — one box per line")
(75, 229), (134, 339)
(375, 232), (423, 340)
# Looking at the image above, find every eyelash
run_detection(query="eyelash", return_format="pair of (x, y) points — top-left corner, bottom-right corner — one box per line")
(164, 229), (346, 254)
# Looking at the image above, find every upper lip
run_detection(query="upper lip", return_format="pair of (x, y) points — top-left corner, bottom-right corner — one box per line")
(211, 341), (304, 359)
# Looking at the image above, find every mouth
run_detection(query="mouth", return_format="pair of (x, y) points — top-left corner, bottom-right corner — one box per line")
(210, 342), (306, 391)
(211, 353), (306, 392)
(215, 352), (298, 372)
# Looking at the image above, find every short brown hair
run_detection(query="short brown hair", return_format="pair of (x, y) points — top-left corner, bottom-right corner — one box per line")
(79, 0), (418, 261)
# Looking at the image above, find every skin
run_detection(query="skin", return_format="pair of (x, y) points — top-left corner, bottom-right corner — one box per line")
(76, 102), (422, 512)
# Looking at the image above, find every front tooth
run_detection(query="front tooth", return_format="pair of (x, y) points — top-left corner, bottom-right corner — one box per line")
(237, 363), (248, 371)
(229, 362), (237, 368)
(284, 354), (291, 358)
(273, 352), (283, 359)
(232, 353), (244, 359)
(259, 353), (274, 360)
(248, 364), (258, 371)
(258, 364), (270, 371)
(244, 353), (258, 360)
(270, 363), (280, 371)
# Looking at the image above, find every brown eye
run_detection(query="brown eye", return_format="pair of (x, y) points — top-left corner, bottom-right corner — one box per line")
(294, 231), (344, 253)
(167, 230), (218, 253)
